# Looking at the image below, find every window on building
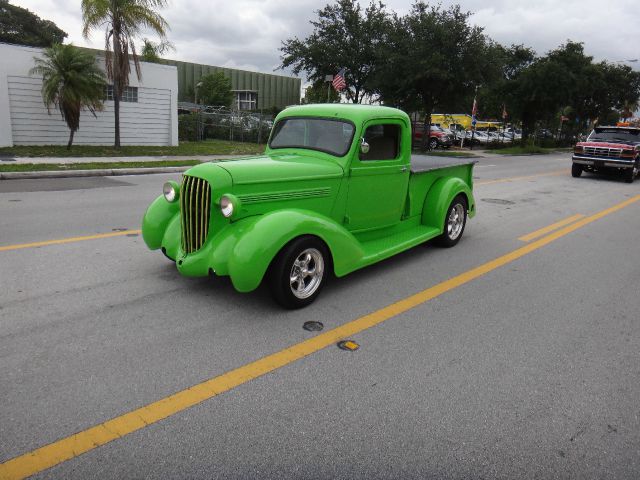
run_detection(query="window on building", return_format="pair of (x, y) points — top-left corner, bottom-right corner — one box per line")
(234, 90), (257, 110)
(104, 85), (138, 102)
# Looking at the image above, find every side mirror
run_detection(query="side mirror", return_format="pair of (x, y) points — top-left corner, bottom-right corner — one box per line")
(360, 138), (370, 154)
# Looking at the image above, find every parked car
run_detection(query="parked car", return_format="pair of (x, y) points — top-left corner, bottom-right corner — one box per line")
(412, 122), (454, 149)
(143, 104), (477, 308)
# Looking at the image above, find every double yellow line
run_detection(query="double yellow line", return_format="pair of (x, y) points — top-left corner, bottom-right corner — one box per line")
(0, 230), (141, 252)
(0, 169), (564, 254)
(2, 193), (639, 479)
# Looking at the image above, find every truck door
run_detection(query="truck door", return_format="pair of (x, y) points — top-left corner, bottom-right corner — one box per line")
(345, 120), (410, 231)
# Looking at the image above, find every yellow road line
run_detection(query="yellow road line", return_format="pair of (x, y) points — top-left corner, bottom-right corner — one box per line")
(2, 193), (639, 480)
(0, 169), (565, 254)
(0, 230), (142, 252)
(518, 214), (586, 242)
(476, 169), (568, 186)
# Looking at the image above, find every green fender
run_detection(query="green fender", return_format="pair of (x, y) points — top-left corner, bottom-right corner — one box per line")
(421, 177), (475, 230)
(220, 209), (364, 292)
(142, 195), (179, 250)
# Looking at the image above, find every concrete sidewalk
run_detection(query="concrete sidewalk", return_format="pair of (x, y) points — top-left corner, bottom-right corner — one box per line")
(0, 154), (244, 165)
(0, 151), (498, 164)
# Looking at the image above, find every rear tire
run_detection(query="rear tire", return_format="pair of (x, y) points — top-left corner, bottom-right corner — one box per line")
(268, 236), (330, 309)
(571, 163), (583, 178)
(436, 195), (467, 248)
(429, 138), (438, 150)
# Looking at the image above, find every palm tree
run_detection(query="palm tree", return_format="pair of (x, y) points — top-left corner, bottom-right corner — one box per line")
(141, 37), (174, 63)
(81, 0), (169, 148)
(30, 44), (106, 150)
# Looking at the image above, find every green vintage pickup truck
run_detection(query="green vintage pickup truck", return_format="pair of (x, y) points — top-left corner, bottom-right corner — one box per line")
(142, 104), (476, 308)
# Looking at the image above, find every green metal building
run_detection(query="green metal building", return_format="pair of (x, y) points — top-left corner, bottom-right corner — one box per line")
(165, 59), (301, 111)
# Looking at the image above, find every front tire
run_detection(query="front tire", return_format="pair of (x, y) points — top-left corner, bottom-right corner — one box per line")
(436, 195), (467, 247)
(268, 236), (329, 309)
(624, 161), (638, 183)
(429, 138), (439, 150)
(571, 163), (583, 178)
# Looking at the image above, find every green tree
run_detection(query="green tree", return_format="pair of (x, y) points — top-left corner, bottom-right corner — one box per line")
(494, 41), (640, 140)
(280, 0), (391, 103)
(477, 44), (536, 120)
(0, 0), (67, 47)
(140, 37), (174, 63)
(197, 72), (233, 107)
(303, 80), (339, 104)
(82, 0), (170, 148)
(375, 2), (499, 148)
(29, 44), (106, 149)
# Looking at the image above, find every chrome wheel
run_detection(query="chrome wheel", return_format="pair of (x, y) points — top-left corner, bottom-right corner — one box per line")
(289, 248), (324, 299)
(447, 203), (465, 240)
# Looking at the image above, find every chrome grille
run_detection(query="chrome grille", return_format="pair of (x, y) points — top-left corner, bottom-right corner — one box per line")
(583, 146), (622, 159)
(180, 175), (211, 254)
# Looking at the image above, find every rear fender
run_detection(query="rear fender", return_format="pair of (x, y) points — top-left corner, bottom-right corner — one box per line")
(421, 177), (475, 230)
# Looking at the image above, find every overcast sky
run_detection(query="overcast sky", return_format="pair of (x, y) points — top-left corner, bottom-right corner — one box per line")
(13, 0), (640, 77)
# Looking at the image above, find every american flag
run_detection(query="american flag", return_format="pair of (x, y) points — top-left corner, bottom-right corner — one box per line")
(332, 68), (346, 92)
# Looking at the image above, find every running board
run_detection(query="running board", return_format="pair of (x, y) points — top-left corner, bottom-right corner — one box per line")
(359, 225), (441, 267)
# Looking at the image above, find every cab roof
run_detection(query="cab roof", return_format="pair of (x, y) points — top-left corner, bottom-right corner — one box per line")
(278, 103), (409, 125)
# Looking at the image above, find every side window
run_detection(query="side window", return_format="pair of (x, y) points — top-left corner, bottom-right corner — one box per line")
(360, 124), (400, 161)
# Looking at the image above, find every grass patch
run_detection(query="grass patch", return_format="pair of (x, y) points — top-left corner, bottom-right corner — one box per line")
(0, 160), (203, 172)
(491, 145), (556, 155)
(0, 139), (264, 158)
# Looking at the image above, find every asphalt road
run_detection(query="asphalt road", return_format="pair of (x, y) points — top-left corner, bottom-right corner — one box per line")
(1, 152), (639, 479)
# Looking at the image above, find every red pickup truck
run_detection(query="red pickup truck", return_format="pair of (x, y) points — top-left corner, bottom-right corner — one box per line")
(572, 126), (640, 183)
(412, 122), (454, 150)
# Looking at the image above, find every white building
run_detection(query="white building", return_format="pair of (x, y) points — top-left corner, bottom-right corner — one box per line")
(0, 43), (178, 147)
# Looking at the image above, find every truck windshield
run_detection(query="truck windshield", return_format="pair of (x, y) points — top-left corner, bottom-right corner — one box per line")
(269, 118), (355, 156)
(588, 128), (640, 143)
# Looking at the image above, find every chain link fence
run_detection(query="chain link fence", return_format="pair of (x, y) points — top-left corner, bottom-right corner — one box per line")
(178, 103), (274, 144)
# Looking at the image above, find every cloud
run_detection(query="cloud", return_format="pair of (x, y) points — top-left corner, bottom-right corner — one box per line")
(11, 0), (640, 77)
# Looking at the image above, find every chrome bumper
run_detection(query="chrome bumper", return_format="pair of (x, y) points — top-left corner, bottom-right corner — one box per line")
(572, 155), (634, 169)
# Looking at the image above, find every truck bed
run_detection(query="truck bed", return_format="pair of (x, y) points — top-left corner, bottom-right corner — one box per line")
(410, 154), (477, 174)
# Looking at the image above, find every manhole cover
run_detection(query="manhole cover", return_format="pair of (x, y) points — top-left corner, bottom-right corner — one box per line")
(337, 340), (359, 351)
(303, 321), (323, 332)
(481, 198), (515, 205)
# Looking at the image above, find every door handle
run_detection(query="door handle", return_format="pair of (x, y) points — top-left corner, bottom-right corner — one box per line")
(399, 167), (407, 172)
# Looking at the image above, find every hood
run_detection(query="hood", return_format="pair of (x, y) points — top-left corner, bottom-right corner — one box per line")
(215, 153), (344, 185)
(577, 141), (639, 149)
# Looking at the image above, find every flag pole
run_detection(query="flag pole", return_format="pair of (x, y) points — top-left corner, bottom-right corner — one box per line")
(470, 86), (478, 150)
(324, 75), (334, 103)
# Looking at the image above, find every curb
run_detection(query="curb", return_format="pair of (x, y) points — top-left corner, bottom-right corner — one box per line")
(0, 166), (190, 180)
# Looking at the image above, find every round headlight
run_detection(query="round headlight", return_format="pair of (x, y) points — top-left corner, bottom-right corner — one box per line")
(220, 195), (234, 217)
(163, 181), (179, 203)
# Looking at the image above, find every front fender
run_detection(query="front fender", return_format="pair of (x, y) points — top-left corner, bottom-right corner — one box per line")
(218, 209), (364, 292)
(142, 195), (179, 250)
(421, 177), (475, 230)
